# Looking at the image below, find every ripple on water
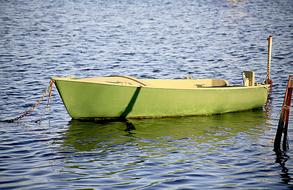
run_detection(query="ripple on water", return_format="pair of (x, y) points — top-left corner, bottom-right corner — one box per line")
(1, 0), (293, 189)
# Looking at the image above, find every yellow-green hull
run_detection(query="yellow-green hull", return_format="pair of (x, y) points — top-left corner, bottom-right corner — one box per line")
(53, 77), (269, 120)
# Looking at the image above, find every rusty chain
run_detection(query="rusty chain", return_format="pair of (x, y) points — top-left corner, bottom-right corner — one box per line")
(5, 80), (54, 123)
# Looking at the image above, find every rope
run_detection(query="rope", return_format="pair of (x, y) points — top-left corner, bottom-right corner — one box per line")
(4, 80), (54, 123)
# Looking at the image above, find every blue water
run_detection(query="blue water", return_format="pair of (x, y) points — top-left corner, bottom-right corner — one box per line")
(0, 0), (293, 189)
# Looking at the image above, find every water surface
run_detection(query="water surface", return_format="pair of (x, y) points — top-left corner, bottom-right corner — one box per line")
(0, 0), (293, 189)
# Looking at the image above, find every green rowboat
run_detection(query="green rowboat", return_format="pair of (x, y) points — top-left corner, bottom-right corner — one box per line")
(53, 72), (269, 120)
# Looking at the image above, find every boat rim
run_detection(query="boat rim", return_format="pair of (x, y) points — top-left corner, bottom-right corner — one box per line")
(51, 77), (270, 90)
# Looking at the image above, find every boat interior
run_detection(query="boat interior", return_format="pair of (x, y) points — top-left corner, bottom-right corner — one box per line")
(55, 71), (259, 89)
(70, 75), (230, 89)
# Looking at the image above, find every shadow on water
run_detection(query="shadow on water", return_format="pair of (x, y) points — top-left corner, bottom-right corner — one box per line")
(62, 110), (267, 152)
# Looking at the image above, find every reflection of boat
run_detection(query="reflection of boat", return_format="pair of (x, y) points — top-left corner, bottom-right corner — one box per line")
(63, 111), (266, 151)
(53, 72), (269, 120)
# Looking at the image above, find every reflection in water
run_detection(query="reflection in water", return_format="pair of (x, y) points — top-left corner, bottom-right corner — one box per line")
(125, 120), (136, 134)
(63, 110), (267, 152)
(276, 153), (292, 184)
(58, 110), (280, 189)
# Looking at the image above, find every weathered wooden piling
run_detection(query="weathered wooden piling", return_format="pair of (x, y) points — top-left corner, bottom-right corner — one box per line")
(265, 35), (273, 86)
(274, 75), (293, 153)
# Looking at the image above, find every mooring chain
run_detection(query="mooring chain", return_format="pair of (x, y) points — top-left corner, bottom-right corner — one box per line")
(47, 79), (54, 106)
(5, 80), (54, 123)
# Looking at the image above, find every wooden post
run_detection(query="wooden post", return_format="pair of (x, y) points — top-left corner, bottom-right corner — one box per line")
(283, 76), (293, 151)
(266, 36), (273, 85)
(274, 75), (293, 153)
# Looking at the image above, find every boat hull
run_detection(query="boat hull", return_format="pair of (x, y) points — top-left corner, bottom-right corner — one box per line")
(54, 79), (269, 120)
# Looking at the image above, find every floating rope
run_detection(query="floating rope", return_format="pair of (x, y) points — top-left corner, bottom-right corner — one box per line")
(4, 79), (55, 123)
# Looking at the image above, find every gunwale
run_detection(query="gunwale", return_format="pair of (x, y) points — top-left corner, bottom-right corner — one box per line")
(52, 77), (270, 90)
